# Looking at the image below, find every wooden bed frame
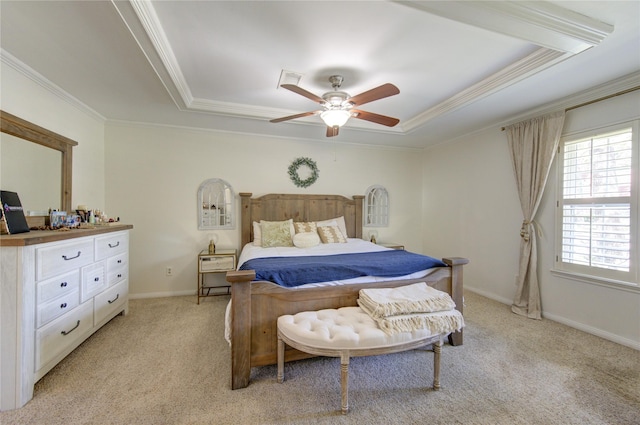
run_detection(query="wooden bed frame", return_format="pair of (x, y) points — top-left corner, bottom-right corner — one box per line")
(226, 193), (467, 390)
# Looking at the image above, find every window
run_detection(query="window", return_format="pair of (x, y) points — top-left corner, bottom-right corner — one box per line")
(364, 185), (389, 227)
(197, 178), (235, 230)
(555, 122), (638, 286)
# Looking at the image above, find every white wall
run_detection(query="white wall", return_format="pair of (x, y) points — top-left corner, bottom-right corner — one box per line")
(104, 122), (425, 297)
(423, 91), (640, 349)
(5, 56), (637, 348)
(0, 60), (106, 211)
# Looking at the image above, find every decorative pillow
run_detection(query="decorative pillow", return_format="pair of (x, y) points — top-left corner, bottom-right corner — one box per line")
(294, 221), (317, 234)
(293, 232), (320, 248)
(317, 225), (347, 244)
(316, 216), (348, 239)
(260, 219), (294, 247)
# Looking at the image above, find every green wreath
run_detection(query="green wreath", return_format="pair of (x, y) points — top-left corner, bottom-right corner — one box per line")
(288, 157), (319, 188)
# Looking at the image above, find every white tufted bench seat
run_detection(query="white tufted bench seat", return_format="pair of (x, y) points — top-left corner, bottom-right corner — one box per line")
(277, 306), (450, 414)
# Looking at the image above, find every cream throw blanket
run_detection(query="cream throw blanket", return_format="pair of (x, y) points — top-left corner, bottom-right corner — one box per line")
(358, 282), (456, 318)
(358, 282), (464, 335)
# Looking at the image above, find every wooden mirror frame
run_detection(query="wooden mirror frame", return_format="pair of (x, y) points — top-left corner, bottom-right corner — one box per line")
(1, 110), (78, 212)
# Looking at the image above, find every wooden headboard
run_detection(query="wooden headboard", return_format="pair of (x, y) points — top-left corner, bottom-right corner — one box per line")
(239, 193), (364, 247)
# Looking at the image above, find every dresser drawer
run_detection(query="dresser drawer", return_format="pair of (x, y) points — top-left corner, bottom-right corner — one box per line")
(94, 279), (128, 325)
(35, 300), (93, 371)
(95, 231), (128, 261)
(199, 255), (235, 272)
(36, 238), (94, 281)
(107, 252), (128, 286)
(37, 289), (80, 328)
(37, 269), (80, 304)
(80, 261), (107, 303)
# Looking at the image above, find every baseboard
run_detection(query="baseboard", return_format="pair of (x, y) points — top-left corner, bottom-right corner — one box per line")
(465, 287), (640, 351)
(542, 311), (640, 350)
(464, 285), (513, 305)
(129, 290), (195, 299)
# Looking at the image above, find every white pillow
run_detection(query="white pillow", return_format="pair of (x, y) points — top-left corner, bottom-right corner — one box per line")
(316, 216), (348, 238)
(252, 221), (261, 246)
(293, 232), (320, 248)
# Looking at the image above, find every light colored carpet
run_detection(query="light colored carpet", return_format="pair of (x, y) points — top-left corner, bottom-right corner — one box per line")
(2, 291), (638, 425)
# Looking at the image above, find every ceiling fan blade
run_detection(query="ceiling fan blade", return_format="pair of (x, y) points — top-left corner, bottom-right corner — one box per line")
(347, 83), (399, 107)
(270, 111), (319, 123)
(326, 126), (339, 137)
(280, 84), (325, 104)
(351, 110), (400, 127)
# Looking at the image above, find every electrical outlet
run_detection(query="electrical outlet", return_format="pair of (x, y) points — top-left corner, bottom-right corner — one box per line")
(166, 266), (173, 277)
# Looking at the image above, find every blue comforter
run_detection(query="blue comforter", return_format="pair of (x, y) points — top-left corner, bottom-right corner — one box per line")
(239, 250), (447, 287)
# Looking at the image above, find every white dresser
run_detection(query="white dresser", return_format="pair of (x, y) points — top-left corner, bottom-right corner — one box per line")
(0, 225), (132, 410)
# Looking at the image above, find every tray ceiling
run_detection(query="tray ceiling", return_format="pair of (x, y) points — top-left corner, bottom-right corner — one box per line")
(1, 1), (639, 148)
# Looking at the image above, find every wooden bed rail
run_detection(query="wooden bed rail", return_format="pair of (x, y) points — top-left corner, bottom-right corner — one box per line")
(442, 257), (468, 346)
(226, 258), (468, 390)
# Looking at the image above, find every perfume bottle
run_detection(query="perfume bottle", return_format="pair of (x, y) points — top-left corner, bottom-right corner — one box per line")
(208, 239), (216, 254)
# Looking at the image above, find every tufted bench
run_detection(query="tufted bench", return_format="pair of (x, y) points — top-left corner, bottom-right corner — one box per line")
(277, 306), (449, 414)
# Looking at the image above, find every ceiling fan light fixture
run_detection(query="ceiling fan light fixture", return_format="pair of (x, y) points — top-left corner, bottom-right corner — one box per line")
(320, 109), (351, 127)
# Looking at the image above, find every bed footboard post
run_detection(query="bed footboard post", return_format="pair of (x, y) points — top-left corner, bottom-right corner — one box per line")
(442, 257), (468, 346)
(227, 269), (256, 389)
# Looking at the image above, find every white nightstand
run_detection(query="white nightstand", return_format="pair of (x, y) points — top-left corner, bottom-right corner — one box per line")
(197, 249), (237, 304)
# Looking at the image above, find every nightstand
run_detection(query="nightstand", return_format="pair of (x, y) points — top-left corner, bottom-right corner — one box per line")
(379, 243), (404, 250)
(197, 249), (237, 303)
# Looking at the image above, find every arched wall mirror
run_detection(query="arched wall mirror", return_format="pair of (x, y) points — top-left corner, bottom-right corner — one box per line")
(0, 110), (77, 213)
(198, 178), (235, 230)
(364, 184), (389, 227)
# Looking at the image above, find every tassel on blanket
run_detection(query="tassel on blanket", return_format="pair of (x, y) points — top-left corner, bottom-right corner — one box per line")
(358, 282), (456, 319)
(360, 302), (464, 335)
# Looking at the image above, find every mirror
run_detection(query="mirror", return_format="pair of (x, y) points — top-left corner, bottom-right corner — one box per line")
(198, 178), (235, 230)
(0, 110), (77, 213)
(1, 132), (61, 212)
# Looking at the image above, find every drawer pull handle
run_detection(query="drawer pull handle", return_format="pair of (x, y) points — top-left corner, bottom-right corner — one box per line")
(117, 259), (122, 264)
(62, 251), (81, 261)
(117, 273), (122, 278)
(94, 277), (100, 282)
(108, 242), (120, 248)
(61, 320), (80, 335)
(60, 282), (68, 287)
(60, 303), (68, 309)
(108, 294), (120, 304)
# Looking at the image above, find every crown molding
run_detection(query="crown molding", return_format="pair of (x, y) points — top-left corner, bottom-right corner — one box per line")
(402, 47), (568, 131)
(396, 1), (612, 54)
(1, 49), (105, 122)
(115, 0), (614, 135)
(500, 71), (640, 128)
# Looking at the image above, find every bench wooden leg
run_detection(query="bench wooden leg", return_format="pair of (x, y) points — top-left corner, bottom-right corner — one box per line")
(277, 334), (284, 383)
(433, 339), (442, 390)
(340, 352), (350, 414)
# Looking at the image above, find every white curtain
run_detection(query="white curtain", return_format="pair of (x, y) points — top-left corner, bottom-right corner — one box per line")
(506, 111), (565, 319)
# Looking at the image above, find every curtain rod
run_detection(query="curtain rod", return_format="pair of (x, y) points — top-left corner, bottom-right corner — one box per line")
(501, 85), (640, 131)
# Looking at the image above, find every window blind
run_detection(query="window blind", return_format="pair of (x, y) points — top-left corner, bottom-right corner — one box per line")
(561, 128), (632, 272)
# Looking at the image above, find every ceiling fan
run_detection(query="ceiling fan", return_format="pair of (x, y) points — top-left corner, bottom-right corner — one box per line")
(270, 75), (400, 137)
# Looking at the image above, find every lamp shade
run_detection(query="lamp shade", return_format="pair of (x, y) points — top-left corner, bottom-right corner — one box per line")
(320, 109), (351, 127)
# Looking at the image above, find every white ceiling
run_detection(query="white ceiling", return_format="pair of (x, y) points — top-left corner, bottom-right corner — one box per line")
(1, 1), (639, 149)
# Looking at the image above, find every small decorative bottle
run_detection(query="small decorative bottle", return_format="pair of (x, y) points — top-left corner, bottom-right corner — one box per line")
(208, 239), (216, 254)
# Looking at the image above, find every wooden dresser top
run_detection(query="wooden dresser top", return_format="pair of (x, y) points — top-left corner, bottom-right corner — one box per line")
(0, 224), (133, 246)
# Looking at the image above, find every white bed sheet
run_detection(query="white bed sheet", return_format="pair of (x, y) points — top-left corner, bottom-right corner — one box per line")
(225, 239), (438, 343)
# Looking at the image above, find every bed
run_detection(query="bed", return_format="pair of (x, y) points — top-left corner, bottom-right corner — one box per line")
(226, 192), (468, 390)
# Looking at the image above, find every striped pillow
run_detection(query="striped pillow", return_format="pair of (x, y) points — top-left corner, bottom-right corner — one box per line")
(317, 225), (347, 244)
(294, 221), (317, 234)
